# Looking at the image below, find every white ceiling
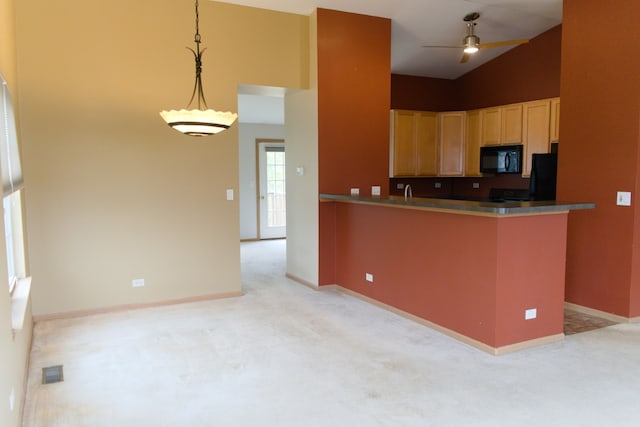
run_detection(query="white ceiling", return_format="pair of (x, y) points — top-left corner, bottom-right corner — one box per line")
(231, 0), (562, 124)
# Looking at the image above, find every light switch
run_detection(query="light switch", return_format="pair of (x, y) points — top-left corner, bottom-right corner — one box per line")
(226, 189), (234, 201)
(371, 186), (381, 196)
(617, 191), (631, 206)
(296, 166), (304, 176)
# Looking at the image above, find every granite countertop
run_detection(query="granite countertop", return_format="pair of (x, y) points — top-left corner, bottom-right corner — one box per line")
(319, 194), (596, 215)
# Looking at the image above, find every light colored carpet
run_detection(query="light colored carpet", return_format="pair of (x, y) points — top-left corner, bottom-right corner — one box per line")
(22, 239), (640, 426)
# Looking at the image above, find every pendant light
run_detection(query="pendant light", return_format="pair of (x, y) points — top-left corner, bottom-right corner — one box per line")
(160, 0), (237, 137)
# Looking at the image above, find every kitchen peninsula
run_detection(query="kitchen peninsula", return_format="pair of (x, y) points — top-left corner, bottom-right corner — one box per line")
(319, 193), (594, 354)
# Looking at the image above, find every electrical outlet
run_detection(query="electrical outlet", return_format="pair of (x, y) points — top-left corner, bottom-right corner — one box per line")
(365, 273), (373, 282)
(525, 308), (537, 320)
(371, 186), (381, 196)
(396, 183), (404, 190)
(617, 191), (631, 206)
(350, 188), (360, 196)
(473, 182), (480, 189)
(434, 182), (442, 189)
(132, 278), (145, 288)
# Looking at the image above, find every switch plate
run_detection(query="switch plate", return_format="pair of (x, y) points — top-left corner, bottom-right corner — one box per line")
(9, 387), (14, 412)
(371, 186), (381, 196)
(525, 308), (537, 320)
(396, 183), (404, 190)
(350, 188), (360, 196)
(132, 278), (144, 288)
(435, 182), (442, 189)
(226, 189), (234, 201)
(473, 183), (480, 189)
(296, 166), (304, 176)
(617, 191), (631, 206)
(365, 273), (373, 282)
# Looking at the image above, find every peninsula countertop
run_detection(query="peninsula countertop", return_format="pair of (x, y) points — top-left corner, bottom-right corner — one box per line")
(319, 193), (595, 216)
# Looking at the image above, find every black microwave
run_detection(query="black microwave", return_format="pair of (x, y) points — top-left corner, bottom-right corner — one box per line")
(480, 144), (523, 174)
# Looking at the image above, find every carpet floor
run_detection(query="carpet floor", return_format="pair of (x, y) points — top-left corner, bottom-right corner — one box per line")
(21, 239), (640, 426)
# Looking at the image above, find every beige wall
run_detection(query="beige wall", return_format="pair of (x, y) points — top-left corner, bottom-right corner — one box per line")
(285, 11), (319, 286)
(15, 0), (309, 316)
(0, 1), (34, 426)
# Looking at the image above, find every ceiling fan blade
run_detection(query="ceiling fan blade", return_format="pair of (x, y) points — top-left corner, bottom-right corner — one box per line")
(422, 45), (464, 49)
(460, 52), (471, 63)
(479, 39), (529, 49)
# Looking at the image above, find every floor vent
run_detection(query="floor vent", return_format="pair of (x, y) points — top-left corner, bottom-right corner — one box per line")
(42, 365), (64, 385)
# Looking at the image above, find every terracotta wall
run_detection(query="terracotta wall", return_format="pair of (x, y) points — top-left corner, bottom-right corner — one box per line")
(333, 202), (567, 348)
(317, 9), (391, 286)
(391, 74), (457, 111)
(455, 25), (562, 110)
(391, 25), (562, 112)
(557, 0), (640, 317)
(317, 8), (391, 196)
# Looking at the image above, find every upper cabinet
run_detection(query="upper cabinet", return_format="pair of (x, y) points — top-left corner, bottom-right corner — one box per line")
(550, 97), (560, 142)
(438, 112), (466, 176)
(522, 100), (551, 177)
(465, 110), (482, 177)
(481, 104), (523, 146)
(390, 110), (437, 177)
(390, 98), (557, 178)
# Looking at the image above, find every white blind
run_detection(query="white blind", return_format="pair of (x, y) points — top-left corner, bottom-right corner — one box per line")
(0, 76), (23, 197)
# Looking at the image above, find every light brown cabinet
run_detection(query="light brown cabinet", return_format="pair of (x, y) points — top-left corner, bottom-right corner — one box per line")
(465, 109), (482, 176)
(550, 97), (560, 142)
(390, 110), (437, 177)
(481, 104), (523, 146)
(522, 100), (551, 177)
(438, 112), (466, 176)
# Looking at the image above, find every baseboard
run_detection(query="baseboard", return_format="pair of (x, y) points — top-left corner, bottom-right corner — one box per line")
(32, 291), (243, 323)
(285, 273), (319, 290)
(333, 286), (562, 355)
(564, 302), (635, 323)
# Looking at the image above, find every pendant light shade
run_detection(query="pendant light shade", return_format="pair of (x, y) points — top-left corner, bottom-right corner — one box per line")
(160, 0), (237, 137)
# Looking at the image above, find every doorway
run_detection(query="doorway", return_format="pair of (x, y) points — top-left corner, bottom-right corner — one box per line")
(257, 140), (286, 239)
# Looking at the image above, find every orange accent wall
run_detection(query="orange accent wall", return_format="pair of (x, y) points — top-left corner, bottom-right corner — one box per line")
(317, 9), (391, 196)
(557, 0), (640, 317)
(331, 202), (567, 348)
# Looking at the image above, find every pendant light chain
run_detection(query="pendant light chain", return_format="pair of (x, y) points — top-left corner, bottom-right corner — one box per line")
(188, 0), (208, 110)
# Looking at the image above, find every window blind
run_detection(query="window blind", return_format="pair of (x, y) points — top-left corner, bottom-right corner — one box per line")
(0, 76), (23, 197)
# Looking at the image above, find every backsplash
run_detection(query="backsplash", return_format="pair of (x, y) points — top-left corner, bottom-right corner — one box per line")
(389, 175), (530, 198)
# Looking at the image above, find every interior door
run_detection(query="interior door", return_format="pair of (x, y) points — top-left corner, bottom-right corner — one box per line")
(257, 141), (286, 239)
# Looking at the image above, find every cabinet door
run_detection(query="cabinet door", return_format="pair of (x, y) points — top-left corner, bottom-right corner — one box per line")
(390, 110), (417, 176)
(465, 109), (482, 176)
(415, 111), (438, 176)
(522, 100), (551, 177)
(550, 98), (560, 142)
(481, 107), (501, 146)
(438, 112), (465, 176)
(501, 103), (523, 145)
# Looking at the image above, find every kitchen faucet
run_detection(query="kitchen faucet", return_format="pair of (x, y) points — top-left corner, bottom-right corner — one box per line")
(404, 184), (412, 200)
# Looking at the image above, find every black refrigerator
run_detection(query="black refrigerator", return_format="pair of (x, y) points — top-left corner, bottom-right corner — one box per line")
(529, 153), (558, 201)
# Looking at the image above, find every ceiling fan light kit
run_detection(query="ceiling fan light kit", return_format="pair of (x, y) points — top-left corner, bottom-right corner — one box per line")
(422, 11), (529, 64)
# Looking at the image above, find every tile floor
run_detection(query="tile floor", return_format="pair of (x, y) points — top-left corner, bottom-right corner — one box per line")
(21, 239), (640, 426)
(563, 309), (618, 335)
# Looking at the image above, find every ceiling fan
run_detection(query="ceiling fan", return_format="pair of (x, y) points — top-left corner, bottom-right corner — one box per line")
(423, 12), (529, 63)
